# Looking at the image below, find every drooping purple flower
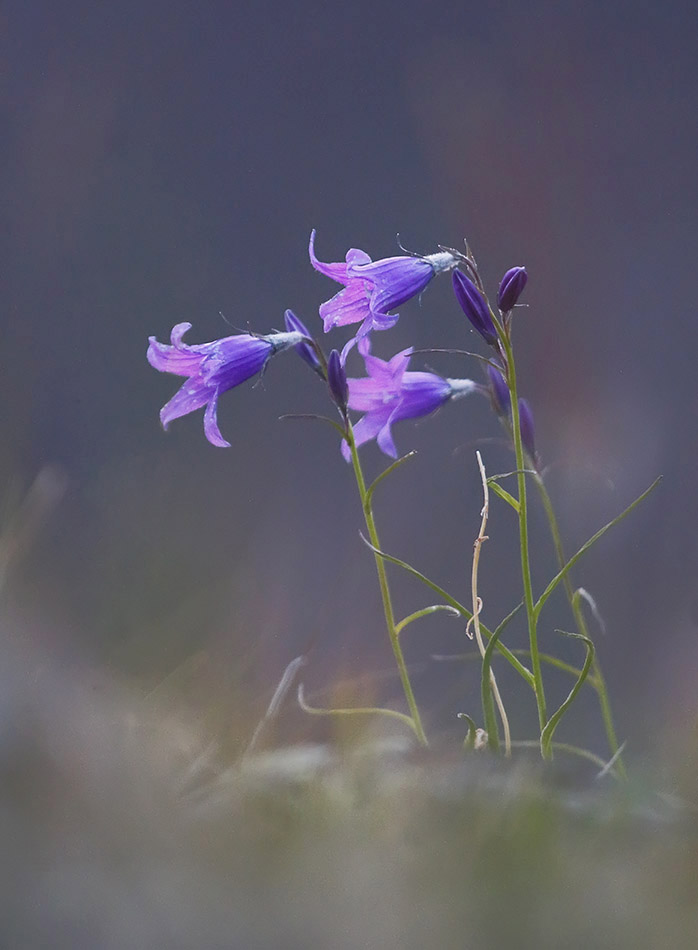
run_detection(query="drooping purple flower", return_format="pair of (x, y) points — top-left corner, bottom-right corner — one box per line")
(309, 230), (378, 333)
(342, 338), (477, 460)
(487, 364), (511, 416)
(147, 323), (304, 447)
(327, 348), (348, 415)
(452, 270), (499, 347)
(309, 230), (462, 343)
(346, 248), (463, 317)
(518, 398), (537, 465)
(284, 309), (322, 376)
(497, 266), (528, 313)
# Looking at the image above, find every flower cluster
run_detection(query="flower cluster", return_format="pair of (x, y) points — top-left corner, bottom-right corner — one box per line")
(147, 229), (533, 460)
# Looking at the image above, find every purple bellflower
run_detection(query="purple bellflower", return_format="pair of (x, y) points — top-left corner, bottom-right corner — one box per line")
(147, 323), (305, 448)
(452, 270), (499, 347)
(342, 338), (478, 460)
(309, 230), (462, 345)
(497, 266), (528, 313)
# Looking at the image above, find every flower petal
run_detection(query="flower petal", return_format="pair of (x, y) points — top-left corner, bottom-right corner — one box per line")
(376, 419), (398, 458)
(147, 337), (204, 376)
(159, 378), (211, 429)
(341, 409), (391, 462)
(309, 230), (349, 283)
(319, 281), (372, 331)
(203, 388), (231, 448)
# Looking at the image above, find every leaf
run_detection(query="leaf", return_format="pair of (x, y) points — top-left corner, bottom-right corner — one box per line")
(358, 533), (534, 687)
(297, 684), (418, 737)
(394, 604), (460, 637)
(278, 413), (347, 438)
(458, 713), (478, 750)
(533, 477), (661, 622)
(540, 631), (595, 759)
(365, 451), (417, 506)
(487, 479), (520, 513)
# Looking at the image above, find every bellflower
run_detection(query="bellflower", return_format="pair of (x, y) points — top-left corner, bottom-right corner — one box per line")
(147, 323), (304, 447)
(497, 266), (528, 313)
(346, 248), (463, 317)
(309, 230), (462, 341)
(342, 338), (477, 460)
(452, 270), (499, 347)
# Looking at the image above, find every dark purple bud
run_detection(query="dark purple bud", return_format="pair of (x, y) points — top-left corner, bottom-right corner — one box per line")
(497, 267), (528, 313)
(518, 398), (537, 465)
(452, 270), (499, 347)
(327, 349), (348, 414)
(487, 365), (511, 416)
(284, 309), (323, 376)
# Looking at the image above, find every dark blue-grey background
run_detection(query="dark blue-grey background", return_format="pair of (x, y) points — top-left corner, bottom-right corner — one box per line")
(3, 0), (696, 756)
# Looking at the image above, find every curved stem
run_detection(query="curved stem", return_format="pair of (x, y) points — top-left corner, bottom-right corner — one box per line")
(472, 451), (510, 754)
(346, 425), (428, 746)
(499, 331), (548, 736)
(534, 473), (627, 779)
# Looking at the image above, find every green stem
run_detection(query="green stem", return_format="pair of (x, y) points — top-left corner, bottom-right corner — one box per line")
(500, 332), (548, 735)
(534, 474), (626, 779)
(346, 424), (428, 746)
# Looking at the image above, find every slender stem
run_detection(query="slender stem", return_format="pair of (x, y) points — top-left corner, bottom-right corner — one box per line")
(346, 424), (428, 746)
(533, 473), (626, 778)
(500, 332), (548, 735)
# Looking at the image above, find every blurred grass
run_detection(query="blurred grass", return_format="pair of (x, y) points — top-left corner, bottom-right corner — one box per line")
(2, 470), (697, 948)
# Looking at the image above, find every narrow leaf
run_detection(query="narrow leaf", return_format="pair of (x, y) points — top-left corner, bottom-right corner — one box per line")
(365, 451), (417, 506)
(279, 413), (347, 438)
(540, 631), (595, 758)
(297, 684), (418, 737)
(533, 477), (661, 622)
(358, 533), (534, 686)
(488, 479), (520, 513)
(458, 713), (478, 750)
(395, 604), (460, 637)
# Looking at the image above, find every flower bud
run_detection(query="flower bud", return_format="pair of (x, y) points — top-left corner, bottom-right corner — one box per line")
(497, 267), (528, 313)
(518, 398), (537, 465)
(327, 349), (348, 415)
(487, 365), (511, 416)
(452, 271), (498, 347)
(284, 309), (323, 376)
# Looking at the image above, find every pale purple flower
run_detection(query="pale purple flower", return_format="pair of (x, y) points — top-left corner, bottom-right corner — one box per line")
(342, 339), (477, 460)
(309, 230), (462, 343)
(147, 323), (304, 447)
(497, 266), (528, 313)
(346, 248), (462, 316)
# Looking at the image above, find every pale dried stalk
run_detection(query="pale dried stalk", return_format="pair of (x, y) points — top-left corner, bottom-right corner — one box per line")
(471, 451), (511, 755)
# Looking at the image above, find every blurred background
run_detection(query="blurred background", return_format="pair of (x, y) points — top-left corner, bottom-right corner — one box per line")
(2, 0), (697, 761)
